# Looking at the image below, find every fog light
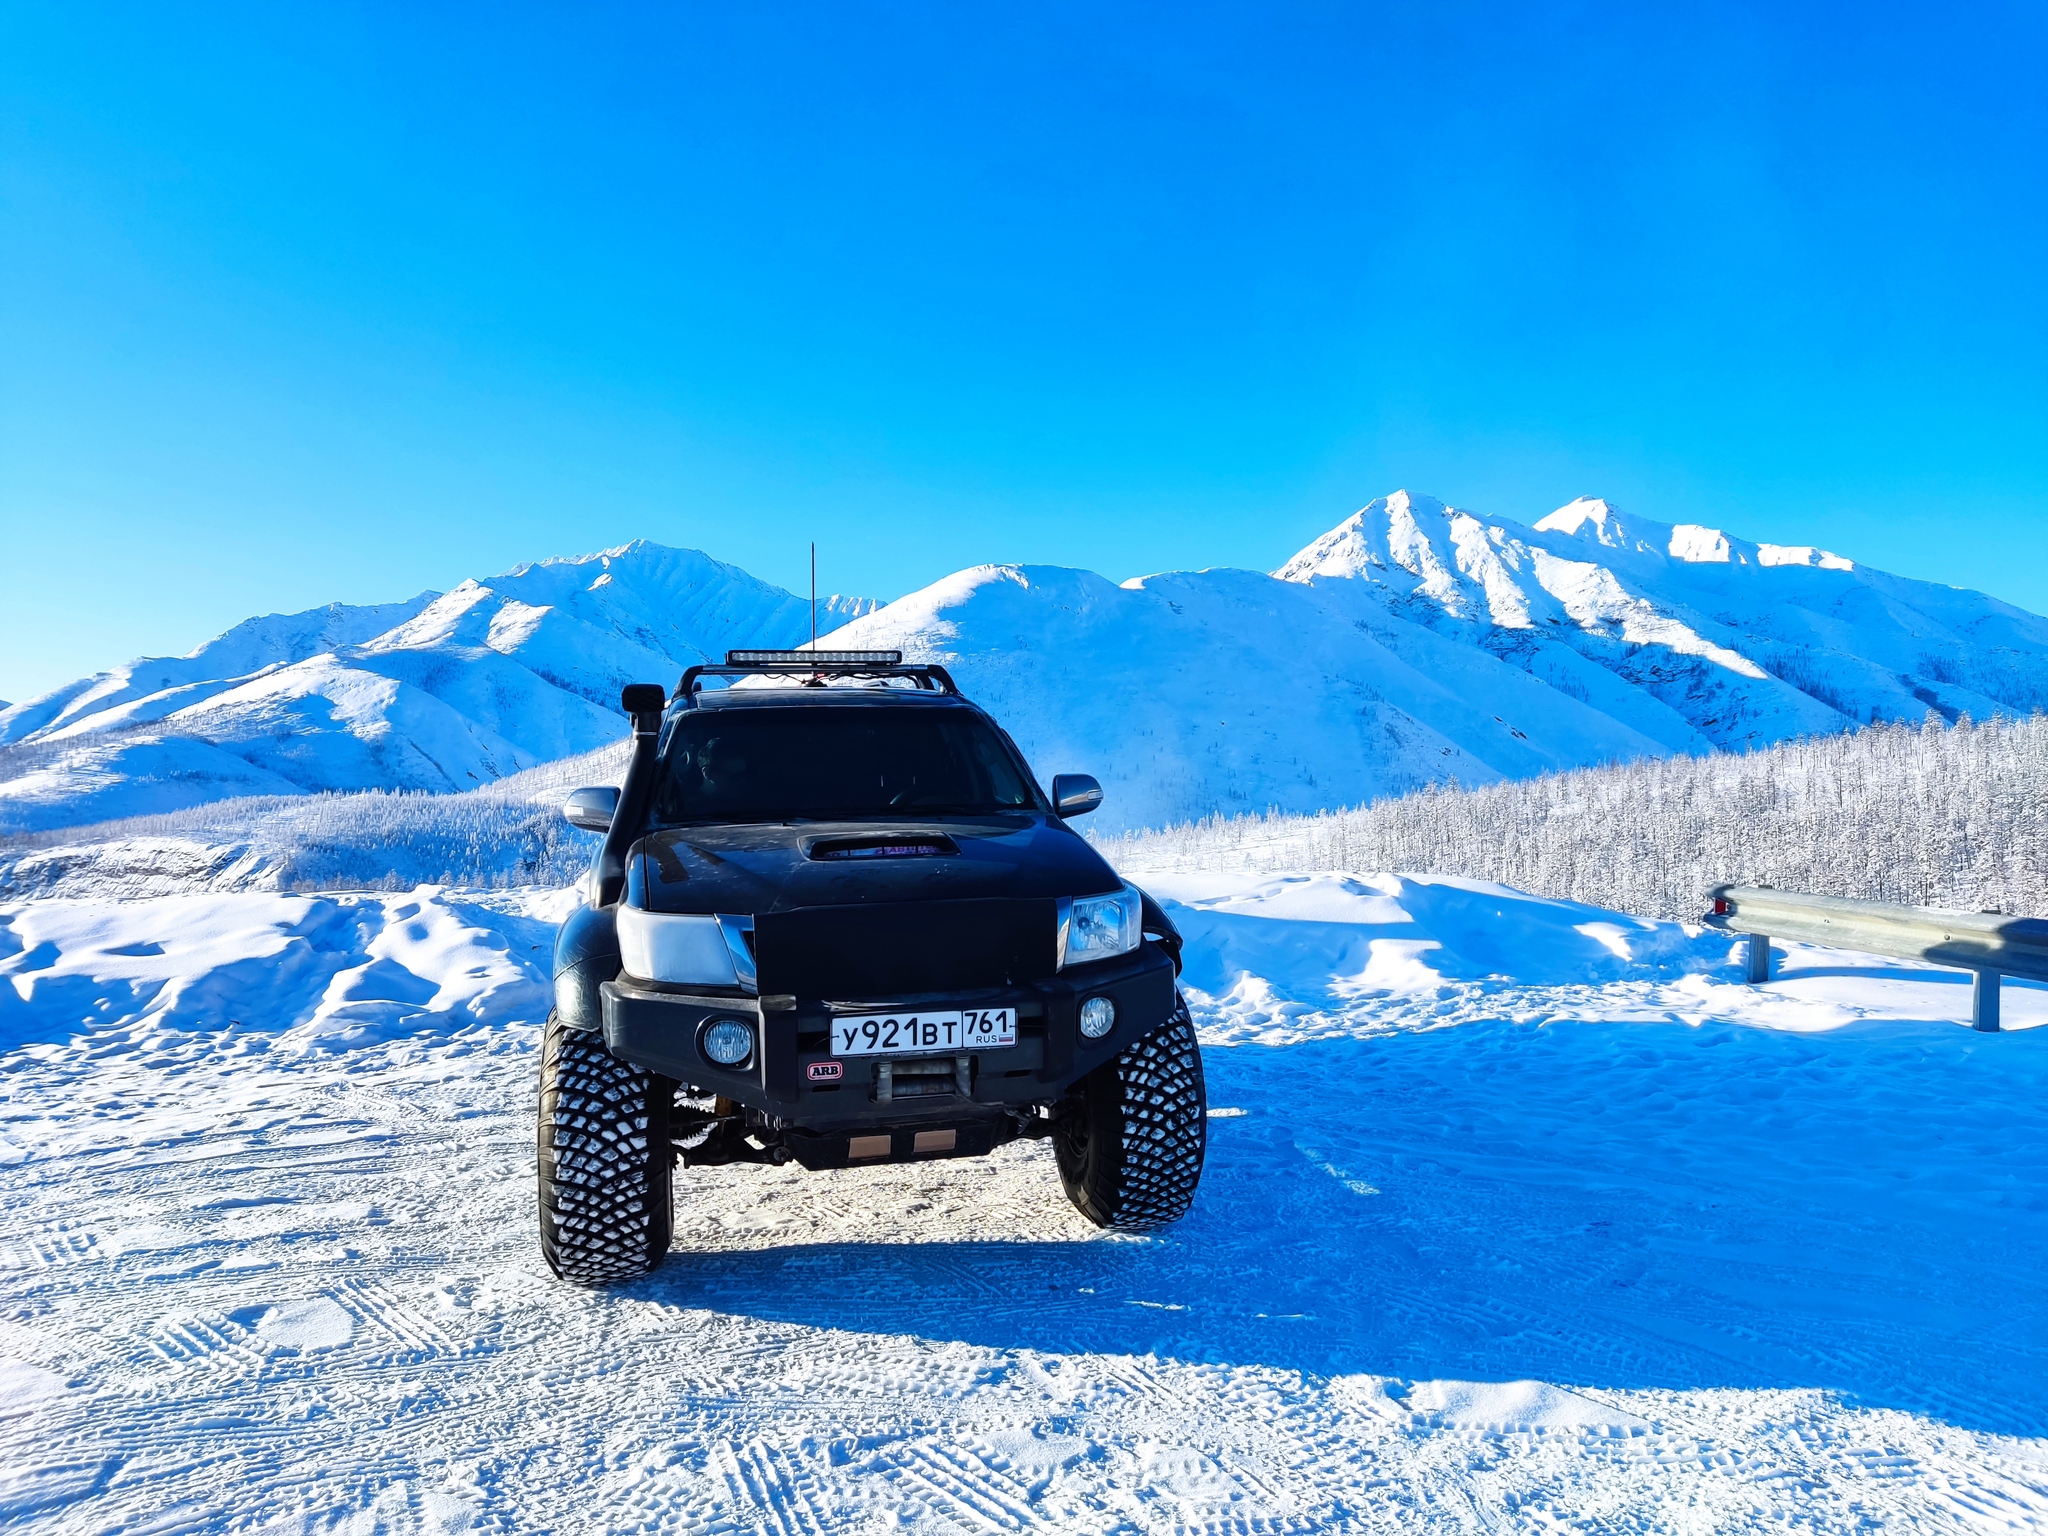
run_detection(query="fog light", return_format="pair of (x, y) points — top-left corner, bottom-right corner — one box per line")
(1079, 996), (1116, 1039)
(702, 1017), (754, 1066)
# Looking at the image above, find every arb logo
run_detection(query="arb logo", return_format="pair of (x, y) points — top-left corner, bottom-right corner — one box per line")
(806, 1060), (844, 1082)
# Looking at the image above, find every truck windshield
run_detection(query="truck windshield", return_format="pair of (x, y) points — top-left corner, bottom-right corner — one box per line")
(652, 707), (1045, 823)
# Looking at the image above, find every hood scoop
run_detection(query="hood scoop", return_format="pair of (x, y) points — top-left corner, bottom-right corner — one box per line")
(804, 833), (960, 862)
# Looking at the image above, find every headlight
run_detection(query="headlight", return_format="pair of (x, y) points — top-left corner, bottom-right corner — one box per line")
(1079, 996), (1116, 1038)
(1058, 884), (1143, 968)
(701, 1017), (754, 1066)
(617, 907), (740, 987)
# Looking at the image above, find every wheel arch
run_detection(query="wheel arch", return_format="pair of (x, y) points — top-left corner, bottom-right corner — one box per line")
(553, 900), (621, 1034)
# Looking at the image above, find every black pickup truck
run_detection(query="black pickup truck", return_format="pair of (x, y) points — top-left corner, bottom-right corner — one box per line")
(538, 650), (1208, 1284)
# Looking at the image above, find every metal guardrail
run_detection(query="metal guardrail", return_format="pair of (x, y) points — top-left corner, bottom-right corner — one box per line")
(1703, 885), (2048, 1032)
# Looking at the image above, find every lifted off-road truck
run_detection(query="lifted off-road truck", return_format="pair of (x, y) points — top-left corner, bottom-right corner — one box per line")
(538, 650), (1208, 1284)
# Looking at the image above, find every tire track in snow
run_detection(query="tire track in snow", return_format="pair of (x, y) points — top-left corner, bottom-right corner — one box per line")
(5, 887), (2048, 1530)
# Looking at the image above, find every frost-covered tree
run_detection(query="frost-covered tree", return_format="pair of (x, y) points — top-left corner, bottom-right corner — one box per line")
(7, 715), (2044, 917)
(1092, 714), (2048, 921)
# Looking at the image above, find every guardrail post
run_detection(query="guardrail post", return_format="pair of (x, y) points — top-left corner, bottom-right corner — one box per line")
(1745, 933), (1770, 984)
(1707, 886), (2045, 1029)
(1972, 970), (2002, 1033)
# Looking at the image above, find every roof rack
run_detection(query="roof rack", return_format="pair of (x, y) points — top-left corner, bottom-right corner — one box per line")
(677, 649), (958, 702)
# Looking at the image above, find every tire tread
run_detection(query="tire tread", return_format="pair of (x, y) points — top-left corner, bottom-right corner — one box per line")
(536, 1017), (673, 1285)
(1056, 996), (1206, 1230)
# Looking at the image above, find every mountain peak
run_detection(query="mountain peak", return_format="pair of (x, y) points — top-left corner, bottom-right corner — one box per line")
(1534, 496), (1629, 541)
(1276, 490), (1440, 583)
(0, 541), (885, 830)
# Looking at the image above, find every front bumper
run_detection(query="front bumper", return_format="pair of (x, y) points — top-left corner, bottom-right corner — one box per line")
(598, 940), (1176, 1128)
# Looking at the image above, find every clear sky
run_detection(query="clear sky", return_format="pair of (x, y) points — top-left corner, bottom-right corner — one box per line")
(3, 1), (2044, 704)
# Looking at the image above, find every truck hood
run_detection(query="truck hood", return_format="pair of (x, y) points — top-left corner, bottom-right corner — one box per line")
(626, 814), (1121, 916)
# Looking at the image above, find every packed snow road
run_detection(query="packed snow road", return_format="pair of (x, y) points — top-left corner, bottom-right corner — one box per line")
(2, 876), (2045, 1532)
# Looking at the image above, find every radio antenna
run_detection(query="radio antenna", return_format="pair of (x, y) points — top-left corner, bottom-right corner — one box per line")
(810, 541), (817, 650)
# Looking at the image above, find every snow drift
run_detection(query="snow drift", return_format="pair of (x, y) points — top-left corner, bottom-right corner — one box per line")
(2, 874), (2044, 1530)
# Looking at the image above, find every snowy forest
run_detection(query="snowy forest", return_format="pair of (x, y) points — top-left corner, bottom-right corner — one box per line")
(1094, 714), (2048, 922)
(3, 715), (2044, 918)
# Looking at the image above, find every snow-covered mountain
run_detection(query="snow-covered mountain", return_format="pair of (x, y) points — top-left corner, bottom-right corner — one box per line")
(820, 491), (2048, 833)
(6, 493), (2045, 839)
(1281, 493), (2048, 744)
(0, 543), (878, 833)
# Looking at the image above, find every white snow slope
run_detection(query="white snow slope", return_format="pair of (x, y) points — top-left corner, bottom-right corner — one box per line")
(823, 492), (2048, 833)
(2, 874), (2045, 1531)
(11, 491), (2048, 844)
(0, 545), (878, 835)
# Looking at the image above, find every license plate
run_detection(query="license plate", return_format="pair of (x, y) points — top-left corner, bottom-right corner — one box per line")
(830, 1007), (1015, 1057)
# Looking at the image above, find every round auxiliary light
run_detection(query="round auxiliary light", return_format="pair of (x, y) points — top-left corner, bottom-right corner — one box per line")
(1079, 996), (1116, 1040)
(702, 1017), (754, 1067)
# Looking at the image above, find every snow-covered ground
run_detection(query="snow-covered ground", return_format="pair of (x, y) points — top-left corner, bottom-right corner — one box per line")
(3, 875), (2045, 1531)
(0, 743), (627, 903)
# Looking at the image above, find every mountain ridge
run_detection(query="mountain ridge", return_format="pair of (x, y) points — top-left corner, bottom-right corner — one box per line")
(0, 542), (879, 833)
(809, 489), (2048, 830)
(4, 495), (2044, 838)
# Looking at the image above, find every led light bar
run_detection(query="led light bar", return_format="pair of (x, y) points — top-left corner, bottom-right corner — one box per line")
(724, 650), (904, 667)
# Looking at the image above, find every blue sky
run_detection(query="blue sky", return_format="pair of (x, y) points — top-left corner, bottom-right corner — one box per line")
(2, 1), (2043, 703)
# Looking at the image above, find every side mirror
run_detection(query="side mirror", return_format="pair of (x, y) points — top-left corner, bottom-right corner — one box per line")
(1050, 773), (1103, 819)
(621, 682), (667, 719)
(564, 785), (620, 833)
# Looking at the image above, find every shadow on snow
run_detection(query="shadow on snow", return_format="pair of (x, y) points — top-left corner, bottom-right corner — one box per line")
(633, 1016), (2048, 1439)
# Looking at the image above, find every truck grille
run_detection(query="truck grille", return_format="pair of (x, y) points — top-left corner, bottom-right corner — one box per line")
(755, 897), (1057, 998)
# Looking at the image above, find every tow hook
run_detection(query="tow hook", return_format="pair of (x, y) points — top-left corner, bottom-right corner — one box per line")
(674, 1117), (787, 1168)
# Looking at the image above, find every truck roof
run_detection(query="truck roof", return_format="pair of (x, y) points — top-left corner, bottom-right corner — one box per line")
(688, 686), (975, 711)
(674, 650), (967, 712)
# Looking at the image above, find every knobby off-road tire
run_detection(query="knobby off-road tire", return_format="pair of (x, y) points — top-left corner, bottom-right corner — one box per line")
(1055, 997), (1207, 1230)
(537, 1014), (676, 1285)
